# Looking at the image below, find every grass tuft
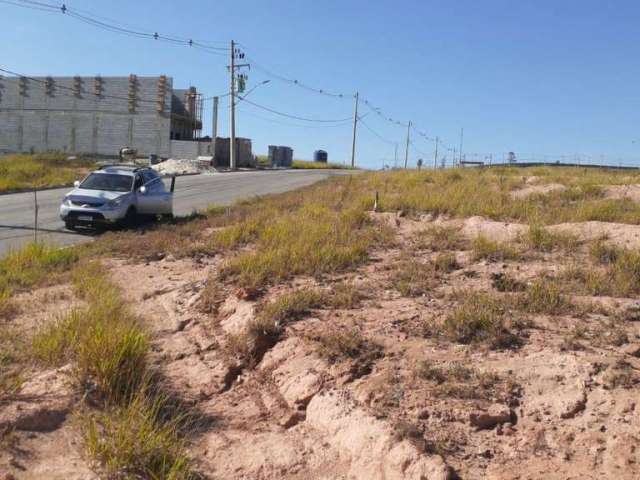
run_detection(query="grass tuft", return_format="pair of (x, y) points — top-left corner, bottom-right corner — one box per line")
(82, 390), (195, 480)
(227, 289), (324, 365)
(443, 292), (520, 349)
(514, 278), (570, 315)
(471, 236), (519, 262)
(313, 327), (375, 362)
(393, 258), (437, 297)
(523, 224), (579, 252)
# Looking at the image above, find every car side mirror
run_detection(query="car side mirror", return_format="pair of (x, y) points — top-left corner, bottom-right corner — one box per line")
(74, 180), (80, 188)
(139, 185), (147, 194)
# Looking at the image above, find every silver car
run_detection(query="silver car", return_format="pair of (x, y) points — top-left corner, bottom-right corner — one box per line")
(60, 165), (173, 230)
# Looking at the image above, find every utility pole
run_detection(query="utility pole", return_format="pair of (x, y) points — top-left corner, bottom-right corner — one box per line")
(229, 40), (236, 170)
(433, 136), (439, 169)
(228, 41), (250, 170)
(212, 96), (219, 140)
(212, 96), (219, 158)
(459, 127), (464, 167)
(404, 120), (411, 168)
(394, 143), (398, 168)
(350, 92), (359, 168)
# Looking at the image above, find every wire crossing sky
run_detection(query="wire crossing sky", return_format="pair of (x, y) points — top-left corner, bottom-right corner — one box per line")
(2, 0), (640, 168)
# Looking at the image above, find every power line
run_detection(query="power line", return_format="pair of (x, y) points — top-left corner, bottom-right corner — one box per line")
(358, 117), (396, 145)
(0, 0), (54, 12)
(237, 96), (352, 123)
(237, 108), (352, 129)
(3, 0), (229, 55)
(241, 51), (352, 100)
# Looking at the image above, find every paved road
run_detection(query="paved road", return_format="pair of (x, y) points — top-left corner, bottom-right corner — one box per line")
(0, 169), (353, 255)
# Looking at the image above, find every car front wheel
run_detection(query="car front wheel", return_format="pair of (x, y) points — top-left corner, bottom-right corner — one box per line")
(64, 220), (77, 231)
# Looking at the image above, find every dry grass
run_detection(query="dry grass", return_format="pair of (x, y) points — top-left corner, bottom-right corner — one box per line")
(31, 262), (147, 402)
(313, 327), (375, 362)
(442, 291), (520, 349)
(227, 289), (324, 365)
(514, 278), (571, 315)
(415, 225), (466, 251)
(491, 272), (526, 292)
(415, 360), (504, 400)
(291, 159), (351, 170)
(393, 258), (437, 297)
(327, 281), (365, 309)
(0, 328), (25, 400)
(82, 390), (196, 480)
(29, 261), (197, 477)
(522, 224), (579, 252)
(561, 243), (640, 297)
(434, 252), (460, 273)
(0, 153), (95, 192)
(471, 236), (520, 262)
(0, 242), (79, 320)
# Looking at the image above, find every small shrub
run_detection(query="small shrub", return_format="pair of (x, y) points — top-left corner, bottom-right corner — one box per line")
(471, 236), (519, 262)
(197, 277), (226, 315)
(314, 327), (379, 362)
(515, 278), (570, 315)
(327, 281), (365, 309)
(434, 253), (460, 273)
(416, 360), (503, 400)
(417, 225), (466, 251)
(589, 239), (620, 265)
(394, 258), (437, 297)
(491, 272), (525, 292)
(561, 324), (588, 352)
(524, 224), (578, 252)
(443, 292), (520, 349)
(603, 360), (639, 389)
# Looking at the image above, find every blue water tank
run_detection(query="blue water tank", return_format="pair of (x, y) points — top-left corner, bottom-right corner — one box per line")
(314, 150), (328, 163)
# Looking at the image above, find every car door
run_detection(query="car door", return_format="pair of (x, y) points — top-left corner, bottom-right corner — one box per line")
(140, 170), (172, 215)
(147, 171), (172, 214)
(134, 173), (153, 214)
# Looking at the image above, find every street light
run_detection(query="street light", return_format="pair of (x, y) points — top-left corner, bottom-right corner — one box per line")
(237, 79), (271, 101)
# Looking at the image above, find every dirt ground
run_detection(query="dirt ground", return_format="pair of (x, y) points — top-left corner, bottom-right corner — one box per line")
(2, 211), (640, 479)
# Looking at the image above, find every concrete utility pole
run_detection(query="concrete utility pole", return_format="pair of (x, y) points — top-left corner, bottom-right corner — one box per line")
(229, 40), (236, 170)
(350, 92), (359, 168)
(212, 96), (219, 141)
(459, 128), (464, 167)
(404, 120), (411, 168)
(394, 143), (398, 168)
(433, 136), (439, 169)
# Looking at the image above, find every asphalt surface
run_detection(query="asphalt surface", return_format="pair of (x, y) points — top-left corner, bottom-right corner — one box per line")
(0, 169), (354, 255)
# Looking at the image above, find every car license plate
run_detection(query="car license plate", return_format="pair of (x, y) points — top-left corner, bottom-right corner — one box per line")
(78, 215), (92, 221)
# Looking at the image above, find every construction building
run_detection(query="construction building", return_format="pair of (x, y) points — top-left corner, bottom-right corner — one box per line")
(0, 74), (204, 158)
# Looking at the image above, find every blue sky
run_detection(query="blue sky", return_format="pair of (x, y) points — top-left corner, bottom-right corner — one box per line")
(2, 0), (640, 168)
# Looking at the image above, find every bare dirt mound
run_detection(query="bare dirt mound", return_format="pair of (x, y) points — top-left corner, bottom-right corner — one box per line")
(603, 184), (640, 202)
(510, 183), (566, 199)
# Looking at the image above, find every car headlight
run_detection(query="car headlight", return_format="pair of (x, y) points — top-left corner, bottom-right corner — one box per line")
(105, 197), (124, 209)
(62, 197), (72, 207)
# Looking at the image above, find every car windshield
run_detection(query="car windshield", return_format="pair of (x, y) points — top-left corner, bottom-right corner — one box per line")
(80, 173), (132, 192)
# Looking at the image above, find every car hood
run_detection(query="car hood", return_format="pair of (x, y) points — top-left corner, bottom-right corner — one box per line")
(65, 188), (128, 204)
